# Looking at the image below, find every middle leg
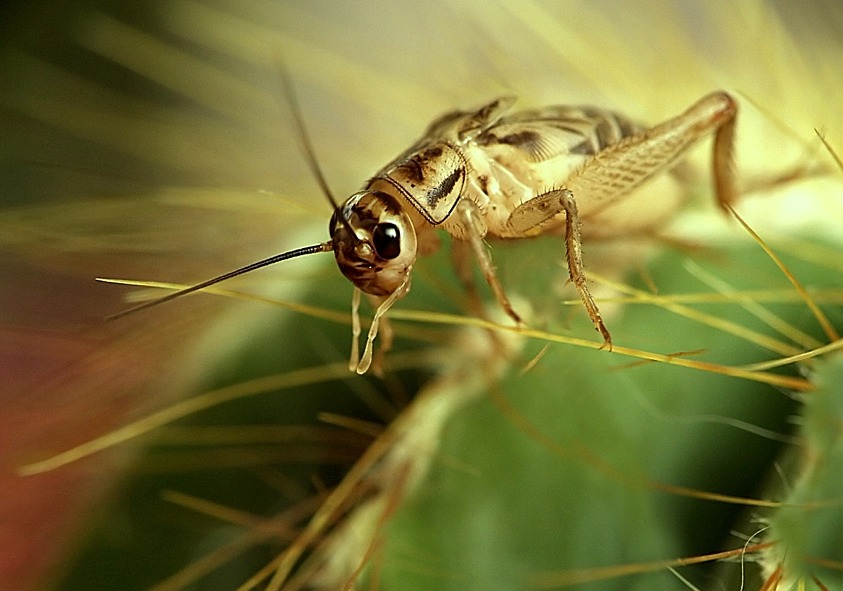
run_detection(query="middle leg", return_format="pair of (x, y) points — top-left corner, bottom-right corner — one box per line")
(507, 188), (612, 348)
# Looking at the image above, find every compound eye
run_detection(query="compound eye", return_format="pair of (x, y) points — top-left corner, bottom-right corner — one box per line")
(372, 223), (401, 260)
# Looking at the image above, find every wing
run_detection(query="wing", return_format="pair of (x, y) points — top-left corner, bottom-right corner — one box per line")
(476, 105), (644, 163)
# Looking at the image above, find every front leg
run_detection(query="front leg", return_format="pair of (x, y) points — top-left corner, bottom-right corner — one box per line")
(451, 238), (489, 321)
(508, 189), (612, 348)
(456, 200), (523, 325)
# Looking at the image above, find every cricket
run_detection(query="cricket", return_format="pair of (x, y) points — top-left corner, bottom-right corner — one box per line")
(108, 80), (738, 375)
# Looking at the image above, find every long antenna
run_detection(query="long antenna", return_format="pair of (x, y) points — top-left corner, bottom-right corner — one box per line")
(277, 63), (357, 240)
(107, 65), (349, 321)
(105, 241), (333, 320)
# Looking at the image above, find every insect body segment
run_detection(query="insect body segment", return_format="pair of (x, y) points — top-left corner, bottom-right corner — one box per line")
(330, 190), (417, 297)
(373, 143), (467, 225)
(110, 91), (738, 375)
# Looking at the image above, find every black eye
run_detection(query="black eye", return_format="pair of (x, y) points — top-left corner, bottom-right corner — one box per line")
(372, 223), (401, 259)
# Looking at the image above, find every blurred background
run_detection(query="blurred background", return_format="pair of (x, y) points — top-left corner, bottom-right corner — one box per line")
(1, 1), (842, 590)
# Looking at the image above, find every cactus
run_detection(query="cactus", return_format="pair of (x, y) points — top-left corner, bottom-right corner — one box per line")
(759, 353), (843, 589)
